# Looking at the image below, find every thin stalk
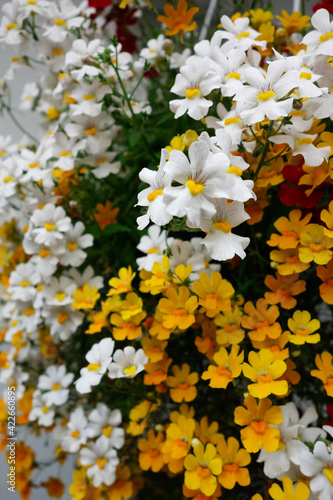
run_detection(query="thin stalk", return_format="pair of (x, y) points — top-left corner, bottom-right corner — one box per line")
(0, 99), (38, 143)
(254, 120), (274, 179)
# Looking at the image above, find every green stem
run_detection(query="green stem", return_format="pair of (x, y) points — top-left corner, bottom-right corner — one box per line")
(1, 99), (38, 143)
(254, 120), (274, 180)
(263, 145), (289, 165)
(249, 125), (264, 145)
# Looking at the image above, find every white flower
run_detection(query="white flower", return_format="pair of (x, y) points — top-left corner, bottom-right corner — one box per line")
(81, 152), (121, 179)
(38, 364), (74, 406)
(136, 225), (168, 271)
(206, 103), (246, 149)
(64, 113), (112, 155)
(8, 262), (41, 302)
(170, 57), (221, 120)
(108, 346), (148, 379)
(45, 305), (84, 341)
(219, 15), (266, 51)
(136, 148), (173, 230)
(68, 266), (104, 290)
(61, 407), (89, 453)
(29, 203), (71, 247)
(87, 403), (125, 450)
(300, 440), (333, 500)
(79, 435), (119, 487)
(234, 61), (299, 125)
(29, 390), (55, 427)
(169, 48), (192, 69)
(138, 34), (166, 64)
(163, 140), (234, 228)
(0, 0), (22, 45)
(43, 1), (85, 44)
(197, 199), (250, 261)
(59, 222), (93, 267)
(69, 81), (109, 117)
(269, 126), (331, 167)
(41, 276), (77, 307)
(65, 38), (102, 79)
(75, 338), (115, 394)
(303, 9), (333, 60)
(20, 82), (39, 110)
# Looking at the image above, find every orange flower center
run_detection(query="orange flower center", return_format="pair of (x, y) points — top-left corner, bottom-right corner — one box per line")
(295, 327), (309, 336)
(216, 366), (231, 378)
(196, 466), (210, 478)
(173, 308), (189, 316)
(257, 374), (273, 383)
(250, 421), (267, 434)
(174, 439), (188, 449)
(149, 449), (160, 458)
(309, 243), (325, 252)
(177, 382), (190, 390)
(223, 463), (239, 473)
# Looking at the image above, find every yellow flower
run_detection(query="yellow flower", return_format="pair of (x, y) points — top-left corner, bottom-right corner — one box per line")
(320, 200), (333, 238)
(140, 254), (171, 295)
(72, 284), (100, 310)
(104, 465), (134, 500)
(241, 298), (281, 342)
(311, 352), (333, 397)
(217, 437), (250, 489)
(201, 345), (244, 389)
(184, 443), (222, 496)
(243, 349), (288, 399)
(108, 266), (135, 296)
(269, 476), (310, 500)
(138, 429), (165, 472)
(192, 271), (234, 318)
(287, 310), (320, 345)
(141, 336), (167, 362)
(118, 292), (144, 321)
(249, 8), (273, 29)
(299, 224), (333, 265)
(161, 415), (195, 473)
(143, 352), (173, 387)
(127, 400), (158, 436)
(275, 10), (311, 35)
(317, 258), (333, 304)
(234, 395), (283, 453)
(195, 416), (224, 446)
(166, 363), (199, 403)
(214, 306), (245, 346)
(110, 312), (146, 341)
(157, 0), (199, 39)
(158, 285), (198, 330)
(270, 248), (310, 276)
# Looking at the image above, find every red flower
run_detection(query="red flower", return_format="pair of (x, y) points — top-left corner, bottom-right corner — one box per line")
(89, 0), (111, 8)
(279, 164), (325, 208)
(325, 403), (333, 427)
(313, 2), (333, 13)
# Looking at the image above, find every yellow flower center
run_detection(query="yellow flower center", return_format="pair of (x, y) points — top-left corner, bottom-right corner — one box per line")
(225, 117), (242, 126)
(39, 248), (51, 258)
(147, 189), (163, 202)
(97, 158), (107, 163)
(42, 406), (49, 413)
(186, 179), (204, 196)
(299, 72), (311, 80)
(6, 23), (18, 30)
(71, 430), (80, 438)
(83, 94), (95, 100)
(45, 223), (56, 231)
(227, 166), (243, 176)
(237, 31), (250, 38)
(20, 280), (30, 287)
(56, 292), (66, 302)
(57, 313), (69, 324)
(197, 466), (211, 478)
(47, 107), (60, 120)
(97, 457), (107, 469)
(213, 221), (232, 233)
(58, 73), (68, 80)
(147, 247), (159, 254)
(27, 1), (37, 4)
(86, 127), (97, 136)
(29, 162), (39, 168)
(60, 151), (71, 157)
(309, 243), (325, 253)
(185, 88), (201, 99)
(257, 90), (275, 102)
(324, 467), (333, 485)
(3, 176), (14, 183)
(250, 421), (267, 434)
(320, 32), (333, 43)
(12, 57), (19, 62)
(102, 425), (113, 437)
(52, 383), (62, 391)
(226, 72), (241, 80)
(87, 363), (101, 371)
(67, 242), (78, 251)
(52, 48), (63, 56)
(257, 374), (273, 383)
(124, 365), (136, 375)
(54, 19), (66, 26)
(295, 137), (313, 146)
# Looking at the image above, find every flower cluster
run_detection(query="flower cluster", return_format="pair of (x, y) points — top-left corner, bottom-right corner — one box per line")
(0, 1), (333, 500)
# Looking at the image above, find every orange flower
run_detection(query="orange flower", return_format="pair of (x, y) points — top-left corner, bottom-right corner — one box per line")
(256, 154), (284, 188)
(138, 429), (165, 472)
(127, 400), (158, 436)
(299, 224), (333, 265)
(311, 352), (333, 397)
(108, 267), (135, 296)
(157, 0), (199, 39)
(264, 272), (305, 310)
(141, 336), (167, 362)
(242, 349), (288, 399)
(158, 285), (198, 330)
(317, 258), (333, 304)
(245, 187), (270, 225)
(144, 352), (173, 386)
(149, 310), (174, 340)
(270, 248), (310, 276)
(202, 345), (244, 389)
(192, 271), (234, 318)
(299, 161), (331, 196)
(241, 298), (281, 342)
(14, 441), (35, 473)
(217, 437), (250, 489)
(320, 200), (333, 238)
(267, 209), (311, 249)
(105, 465), (134, 500)
(194, 317), (218, 360)
(41, 477), (65, 498)
(166, 363), (199, 403)
(72, 284), (100, 310)
(195, 416), (224, 446)
(93, 201), (119, 230)
(17, 388), (34, 425)
(110, 312), (146, 340)
(234, 395), (283, 453)
(275, 10), (311, 35)
(250, 331), (289, 361)
(161, 415), (195, 473)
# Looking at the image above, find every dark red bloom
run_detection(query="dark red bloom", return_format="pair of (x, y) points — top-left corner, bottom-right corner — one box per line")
(279, 164), (326, 208)
(313, 2), (333, 13)
(89, 0), (111, 8)
(325, 404), (333, 427)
